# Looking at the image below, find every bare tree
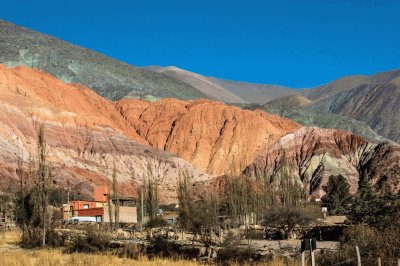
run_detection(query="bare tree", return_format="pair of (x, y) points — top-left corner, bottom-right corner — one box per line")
(144, 162), (159, 223)
(177, 169), (194, 229)
(36, 124), (50, 247)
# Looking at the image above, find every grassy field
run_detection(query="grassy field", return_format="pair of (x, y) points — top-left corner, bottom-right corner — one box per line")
(0, 230), (296, 266)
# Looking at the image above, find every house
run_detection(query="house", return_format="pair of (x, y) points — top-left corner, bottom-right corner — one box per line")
(62, 186), (137, 224)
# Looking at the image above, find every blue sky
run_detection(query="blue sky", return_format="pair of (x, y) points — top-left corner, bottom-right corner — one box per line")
(1, 0), (400, 88)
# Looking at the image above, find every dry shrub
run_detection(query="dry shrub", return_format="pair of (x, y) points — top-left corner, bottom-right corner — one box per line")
(217, 231), (257, 264)
(68, 227), (111, 253)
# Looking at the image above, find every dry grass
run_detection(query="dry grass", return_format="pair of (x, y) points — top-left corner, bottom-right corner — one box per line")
(0, 249), (202, 266)
(0, 230), (297, 266)
(0, 229), (20, 246)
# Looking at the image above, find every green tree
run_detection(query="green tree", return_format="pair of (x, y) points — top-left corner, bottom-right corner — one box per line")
(321, 174), (352, 215)
(348, 183), (400, 228)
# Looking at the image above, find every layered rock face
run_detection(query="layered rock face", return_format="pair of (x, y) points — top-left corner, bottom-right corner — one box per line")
(0, 65), (210, 202)
(245, 127), (400, 197)
(116, 99), (301, 176)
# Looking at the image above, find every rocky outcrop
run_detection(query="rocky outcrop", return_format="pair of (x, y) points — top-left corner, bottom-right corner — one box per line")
(116, 99), (301, 176)
(244, 127), (400, 197)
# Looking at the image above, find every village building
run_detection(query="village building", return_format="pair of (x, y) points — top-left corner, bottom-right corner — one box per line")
(62, 186), (137, 224)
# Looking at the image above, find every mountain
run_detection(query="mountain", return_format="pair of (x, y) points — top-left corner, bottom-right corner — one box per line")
(0, 20), (206, 101)
(306, 69), (400, 101)
(145, 66), (245, 103)
(0, 64), (210, 203)
(146, 65), (298, 104)
(0, 65), (398, 201)
(311, 78), (400, 143)
(245, 127), (400, 196)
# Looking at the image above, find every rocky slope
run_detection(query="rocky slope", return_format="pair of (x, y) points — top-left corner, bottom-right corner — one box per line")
(116, 98), (301, 176)
(0, 65), (210, 203)
(0, 20), (206, 101)
(244, 127), (400, 196)
(311, 78), (400, 142)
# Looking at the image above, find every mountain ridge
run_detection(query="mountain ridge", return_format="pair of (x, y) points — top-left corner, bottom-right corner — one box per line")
(0, 20), (207, 101)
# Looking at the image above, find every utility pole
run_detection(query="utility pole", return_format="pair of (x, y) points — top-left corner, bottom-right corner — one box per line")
(355, 246), (361, 266)
(141, 190), (144, 229)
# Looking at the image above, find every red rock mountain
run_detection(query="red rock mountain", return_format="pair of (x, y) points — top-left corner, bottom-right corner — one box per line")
(0, 65), (209, 202)
(116, 98), (300, 176)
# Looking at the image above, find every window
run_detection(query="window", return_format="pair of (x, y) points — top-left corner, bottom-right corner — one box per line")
(83, 204), (89, 209)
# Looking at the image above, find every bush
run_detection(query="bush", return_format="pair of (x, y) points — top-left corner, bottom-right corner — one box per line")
(145, 217), (167, 228)
(20, 227), (43, 248)
(116, 243), (144, 259)
(217, 231), (256, 264)
(147, 235), (181, 258)
(68, 227), (111, 253)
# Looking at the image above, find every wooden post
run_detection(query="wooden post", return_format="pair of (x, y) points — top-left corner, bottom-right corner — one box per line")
(397, 258), (400, 266)
(301, 251), (305, 266)
(377, 257), (381, 266)
(355, 246), (361, 266)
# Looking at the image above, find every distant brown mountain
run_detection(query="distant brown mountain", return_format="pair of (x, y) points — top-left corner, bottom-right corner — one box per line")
(263, 94), (312, 108)
(207, 77), (298, 104)
(306, 69), (400, 101)
(145, 66), (245, 103)
(145, 66), (298, 104)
